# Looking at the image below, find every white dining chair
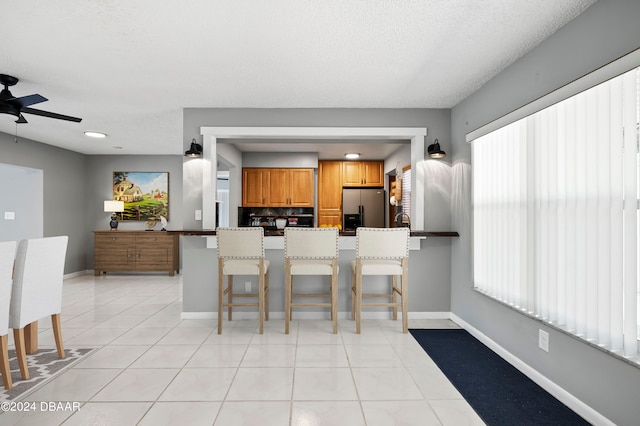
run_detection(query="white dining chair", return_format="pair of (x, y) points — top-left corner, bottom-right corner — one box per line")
(10, 236), (68, 380)
(284, 227), (339, 334)
(0, 240), (17, 390)
(216, 227), (270, 334)
(351, 227), (410, 333)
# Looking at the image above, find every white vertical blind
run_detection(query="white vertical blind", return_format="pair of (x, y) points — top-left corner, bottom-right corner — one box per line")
(216, 189), (229, 227)
(472, 66), (640, 362)
(401, 167), (412, 223)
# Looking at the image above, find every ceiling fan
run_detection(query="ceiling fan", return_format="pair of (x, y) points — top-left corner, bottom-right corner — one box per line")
(0, 74), (82, 124)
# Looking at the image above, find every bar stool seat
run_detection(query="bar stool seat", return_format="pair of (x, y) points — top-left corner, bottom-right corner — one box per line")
(351, 227), (410, 334)
(284, 227), (339, 334)
(216, 227), (270, 334)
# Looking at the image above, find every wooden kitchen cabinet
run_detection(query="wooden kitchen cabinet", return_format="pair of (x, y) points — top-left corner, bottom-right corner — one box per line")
(342, 161), (384, 187)
(242, 168), (270, 206)
(242, 168), (314, 207)
(289, 168), (314, 206)
(94, 231), (179, 276)
(318, 161), (343, 227)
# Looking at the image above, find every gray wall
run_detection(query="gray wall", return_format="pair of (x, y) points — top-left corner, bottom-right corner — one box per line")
(83, 155), (183, 268)
(243, 152), (319, 168)
(0, 136), (185, 272)
(450, 1), (640, 424)
(182, 107), (452, 230)
(0, 132), (86, 273)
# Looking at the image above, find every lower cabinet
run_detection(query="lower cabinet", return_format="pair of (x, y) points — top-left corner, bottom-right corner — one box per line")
(94, 231), (179, 276)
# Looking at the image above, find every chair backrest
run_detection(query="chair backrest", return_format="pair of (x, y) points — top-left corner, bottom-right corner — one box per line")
(284, 227), (338, 259)
(0, 241), (17, 336)
(356, 227), (410, 259)
(216, 227), (264, 259)
(9, 236), (68, 329)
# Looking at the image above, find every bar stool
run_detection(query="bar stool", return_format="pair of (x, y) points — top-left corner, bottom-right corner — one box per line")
(0, 241), (16, 390)
(284, 227), (339, 334)
(350, 227), (410, 333)
(216, 227), (270, 334)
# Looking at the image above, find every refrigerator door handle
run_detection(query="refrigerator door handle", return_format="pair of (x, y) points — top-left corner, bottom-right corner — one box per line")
(359, 204), (364, 227)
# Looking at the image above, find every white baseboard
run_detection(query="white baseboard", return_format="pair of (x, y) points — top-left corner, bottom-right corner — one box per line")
(180, 311), (452, 321)
(181, 312), (217, 320)
(63, 270), (92, 279)
(450, 313), (614, 426)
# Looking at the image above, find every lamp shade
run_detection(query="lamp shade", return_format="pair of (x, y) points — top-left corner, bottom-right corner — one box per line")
(104, 200), (124, 213)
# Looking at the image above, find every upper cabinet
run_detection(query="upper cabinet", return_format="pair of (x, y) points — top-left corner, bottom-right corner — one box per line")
(242, 168), (314, 207)
(341, 161), (384, 187)
(242, 168), (269, 206)
(288, 168), (315, 206)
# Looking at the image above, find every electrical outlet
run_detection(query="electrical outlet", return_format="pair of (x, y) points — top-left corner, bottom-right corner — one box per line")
(245, 282), (251, 293)
(538, 329), (549, 352)
(4, 212), (15, 220)
(195, 209), (202, 221)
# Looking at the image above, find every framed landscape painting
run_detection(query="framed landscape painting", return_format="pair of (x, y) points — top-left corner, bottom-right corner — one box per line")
(113, 172), (169, 221)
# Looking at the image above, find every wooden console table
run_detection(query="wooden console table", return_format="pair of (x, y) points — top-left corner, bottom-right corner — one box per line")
(94, 230), (179, 276)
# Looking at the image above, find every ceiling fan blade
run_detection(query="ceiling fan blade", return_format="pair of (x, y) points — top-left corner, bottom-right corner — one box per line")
(21, 107), (82, 123)
(12, 94), (48, 108)
(15, 114), (28, 124)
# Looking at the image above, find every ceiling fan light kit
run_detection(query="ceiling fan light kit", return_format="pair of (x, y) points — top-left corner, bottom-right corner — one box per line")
(0, 74), (82, 124)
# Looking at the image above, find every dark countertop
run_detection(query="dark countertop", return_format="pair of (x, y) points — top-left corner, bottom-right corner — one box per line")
(168, 229), (459, 237)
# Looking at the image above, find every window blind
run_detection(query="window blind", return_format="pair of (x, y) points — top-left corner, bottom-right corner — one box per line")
(472, 66), (640, 361)
(216, 189), (229, 227)
(401, 167), (411, 224)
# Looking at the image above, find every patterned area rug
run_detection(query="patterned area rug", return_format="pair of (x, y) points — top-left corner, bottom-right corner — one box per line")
(1, 348), (95, 401)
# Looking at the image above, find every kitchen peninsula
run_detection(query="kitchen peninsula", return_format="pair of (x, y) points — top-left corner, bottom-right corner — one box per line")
(177, 229), (458, 321)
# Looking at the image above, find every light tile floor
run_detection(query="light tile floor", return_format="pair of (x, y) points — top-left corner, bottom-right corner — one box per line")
(1, 274), (485, 425)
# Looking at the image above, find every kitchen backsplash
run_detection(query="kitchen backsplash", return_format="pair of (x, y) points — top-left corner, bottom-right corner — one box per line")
(238, 207), (314, 228)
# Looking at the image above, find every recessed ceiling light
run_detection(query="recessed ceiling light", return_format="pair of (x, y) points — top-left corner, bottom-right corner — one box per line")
(84, 131), (107, 138)
(344, 153), (360, 159)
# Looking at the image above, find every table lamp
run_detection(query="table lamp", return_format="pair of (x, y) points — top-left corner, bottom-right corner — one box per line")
(104, 200), (125, 230)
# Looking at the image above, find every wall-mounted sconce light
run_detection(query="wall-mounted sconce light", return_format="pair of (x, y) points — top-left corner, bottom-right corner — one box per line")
(427, 139), (446, 159)
(185, 139), (203, 157)
(104, 200), (124, 230)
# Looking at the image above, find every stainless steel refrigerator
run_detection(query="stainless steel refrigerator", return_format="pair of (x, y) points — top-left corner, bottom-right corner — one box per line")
(342, 188), (385, 229)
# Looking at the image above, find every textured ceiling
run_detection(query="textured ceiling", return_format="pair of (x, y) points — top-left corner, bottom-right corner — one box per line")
(0, 0), (595, 155)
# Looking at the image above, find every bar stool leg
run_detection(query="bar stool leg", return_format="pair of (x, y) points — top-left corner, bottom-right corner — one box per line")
(355, 259), (362, 334)
(285, 264), (291, 334)
(217, 259), (224, 334)
(265, 271), (270, 321)
(331, 262), (338, 334)
(401, 260), (409, 333)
